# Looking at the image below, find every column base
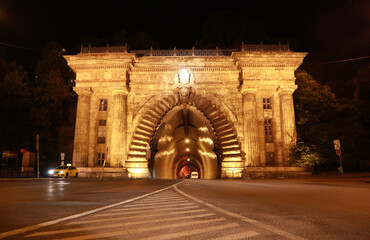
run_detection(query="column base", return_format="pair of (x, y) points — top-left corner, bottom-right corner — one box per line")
(221, 160), (244, 178)
(76, 167), (128, 178)
(126, 158), (151, 179)
(244, 166), (312, 178)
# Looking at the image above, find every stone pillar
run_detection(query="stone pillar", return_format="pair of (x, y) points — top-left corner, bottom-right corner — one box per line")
(272, 92), (284, 166)
(109, 87), (129, 167)
(73, 87), (93, 167)
(279, 87), (297, 165)
(241, 87), (260, 166)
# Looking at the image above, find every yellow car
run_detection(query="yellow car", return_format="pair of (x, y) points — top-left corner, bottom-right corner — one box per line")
(48, 164), (78, 178)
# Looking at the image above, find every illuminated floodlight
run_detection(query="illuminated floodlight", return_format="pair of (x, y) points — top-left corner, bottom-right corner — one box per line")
(186, 148), (190, 152)
(179, 68), (190, 84)
(187, 158), (190, 161)
(185, 138), (189, 143)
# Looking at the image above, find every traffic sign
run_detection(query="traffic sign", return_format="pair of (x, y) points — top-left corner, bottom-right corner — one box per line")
(333, 139), (341, 150)
(336, 149), (342, 156)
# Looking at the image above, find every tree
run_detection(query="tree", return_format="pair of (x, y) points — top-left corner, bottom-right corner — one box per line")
(293, 70), (370, 171)
(0, 60), (34, 151)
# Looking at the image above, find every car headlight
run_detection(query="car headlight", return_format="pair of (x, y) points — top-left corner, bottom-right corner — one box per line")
(48, 170), (54, 174)
(60, 171), (65, 174)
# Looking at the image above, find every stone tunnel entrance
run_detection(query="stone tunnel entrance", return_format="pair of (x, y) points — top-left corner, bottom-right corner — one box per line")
(126, 89), (245, 179)
(149, 106), (220, 179)
(64, 44), (307, 179)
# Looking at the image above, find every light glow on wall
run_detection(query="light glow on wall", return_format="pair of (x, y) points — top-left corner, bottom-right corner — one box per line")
(198, 149), (217, 159)
(198, 126), (208, 132)
(198, 137), (213, 144)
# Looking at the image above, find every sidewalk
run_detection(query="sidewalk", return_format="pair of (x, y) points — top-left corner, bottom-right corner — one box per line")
(311, 171), (370, 183)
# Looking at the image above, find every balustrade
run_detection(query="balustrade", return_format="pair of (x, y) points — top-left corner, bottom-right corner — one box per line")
(79, 43), (290, 56)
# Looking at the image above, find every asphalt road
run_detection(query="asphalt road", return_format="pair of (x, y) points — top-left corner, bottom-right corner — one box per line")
(178, 178), (370, 239)
(0, 176), (369, 239)
(0, 178), (180, 234)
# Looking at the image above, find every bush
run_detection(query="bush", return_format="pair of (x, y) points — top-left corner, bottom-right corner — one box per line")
(290, 142), (323, 167)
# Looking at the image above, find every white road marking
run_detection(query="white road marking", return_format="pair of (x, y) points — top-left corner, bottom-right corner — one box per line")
(142, 223), (240, 240)
(65, 212), (216, 225)
(95, 208), (206, 217)
(210, 230), (260, 240)
(120, 201), (192, 208)
(108, 204), (198, 213)
(55, 218), (227, 240)
(174, 185), (307, 240)
(110, 202), (194, 211)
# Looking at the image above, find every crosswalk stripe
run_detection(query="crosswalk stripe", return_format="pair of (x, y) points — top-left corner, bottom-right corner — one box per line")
(108, 205), (198, 213)
(96, 206), (199, 216)
(210, 230), (260, 240)
(66, 212), (216, 226)
(138, 197), (185, 202)
(116, 202), (193, 210)
(143, 196), (182, 199)
(135, 199), (186, 204)
(55, 218), (227, 240)
(142, 223), (240, 240)
(93, 208), (206, 217)
(109, 202), (195, 211)
(122, 200), (189, 207)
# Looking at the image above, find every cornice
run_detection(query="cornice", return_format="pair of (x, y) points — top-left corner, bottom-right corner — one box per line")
(130, 66), (238, 73)
(71, 64), (131, 70)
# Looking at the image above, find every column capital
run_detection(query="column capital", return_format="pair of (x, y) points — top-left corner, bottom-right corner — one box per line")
(277, 85), (297, 94)
(73, 87), (93, 96)
(239, 85), (257, 95)
(110, 86), (129, 95)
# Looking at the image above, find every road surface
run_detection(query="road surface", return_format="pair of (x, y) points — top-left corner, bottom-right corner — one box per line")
(0, 176), (369, 239)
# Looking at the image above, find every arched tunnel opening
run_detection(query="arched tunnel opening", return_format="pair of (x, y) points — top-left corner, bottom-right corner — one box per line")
(148, 105), (221, 179)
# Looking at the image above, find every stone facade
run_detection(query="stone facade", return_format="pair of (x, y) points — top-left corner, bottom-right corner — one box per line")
(64, 44), (307, 179)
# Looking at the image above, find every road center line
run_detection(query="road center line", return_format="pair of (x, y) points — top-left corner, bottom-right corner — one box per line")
(174, 184), (307, 240)
(0, 181), (183, 239)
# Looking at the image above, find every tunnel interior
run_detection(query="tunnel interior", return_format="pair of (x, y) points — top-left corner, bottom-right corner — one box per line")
(149, 106), (220, 179)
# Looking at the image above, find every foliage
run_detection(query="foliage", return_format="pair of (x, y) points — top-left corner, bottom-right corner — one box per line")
(293, 69), (370, 170)
(290, 142), (322, 167)
(34, 42), (76, 127)
(0, 61), (34, 151)
(0, 42), (76, 156)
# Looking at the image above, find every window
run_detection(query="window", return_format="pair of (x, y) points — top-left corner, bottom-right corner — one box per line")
(97, 120), (106, 144)
(264, 119), (273, 143)
(263, 98), (271, 110)
(99, 99), (108, 111)
(97, 152), (105, 166)
(265, 152), (275, 166)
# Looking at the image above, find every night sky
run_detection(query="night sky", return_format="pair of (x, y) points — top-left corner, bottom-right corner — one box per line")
(0, 0), (369, 53)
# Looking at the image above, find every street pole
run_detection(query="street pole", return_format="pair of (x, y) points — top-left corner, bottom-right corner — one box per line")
(36, 134), (40, 178)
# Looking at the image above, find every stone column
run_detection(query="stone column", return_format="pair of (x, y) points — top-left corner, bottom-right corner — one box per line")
(73, 87), (93, 167)
(279, 87), (297, 165)
(272, 92), (284, 166)
(241, 87), (260, 166)
(109, 87), (129, 167)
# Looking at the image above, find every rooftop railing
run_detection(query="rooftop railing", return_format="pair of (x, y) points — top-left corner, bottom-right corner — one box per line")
(80, 42), (290, 56)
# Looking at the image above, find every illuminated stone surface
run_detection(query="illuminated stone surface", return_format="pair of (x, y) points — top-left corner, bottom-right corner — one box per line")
(64, 45), (306, 178)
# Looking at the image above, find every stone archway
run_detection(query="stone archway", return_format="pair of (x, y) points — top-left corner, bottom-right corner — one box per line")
(126, 89), (244, 179)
